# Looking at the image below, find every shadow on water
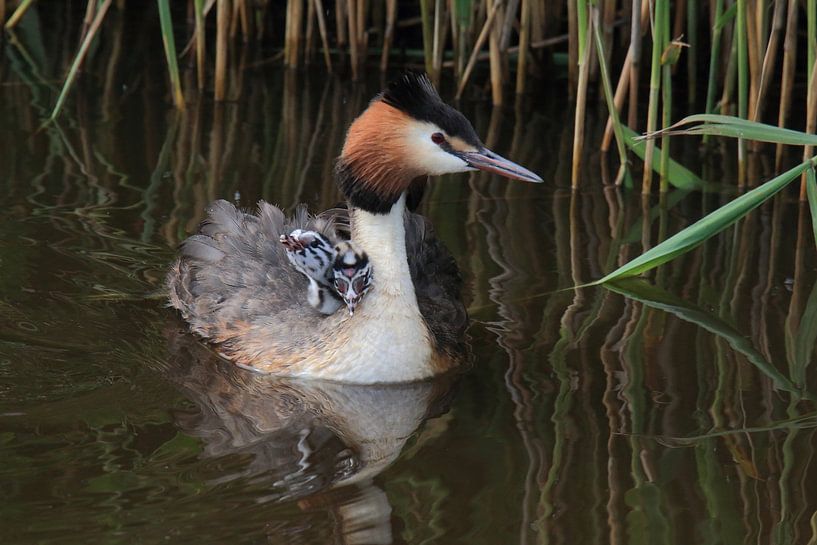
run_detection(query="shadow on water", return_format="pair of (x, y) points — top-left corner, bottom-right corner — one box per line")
(1, 26), (817, 545)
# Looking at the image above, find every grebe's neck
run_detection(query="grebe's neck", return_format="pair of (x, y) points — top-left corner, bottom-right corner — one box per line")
(350, 193), (413, 295)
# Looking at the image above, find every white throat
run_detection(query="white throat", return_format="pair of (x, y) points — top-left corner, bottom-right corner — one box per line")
(351, 194), (416, 298)
(316, 193), (434, 383)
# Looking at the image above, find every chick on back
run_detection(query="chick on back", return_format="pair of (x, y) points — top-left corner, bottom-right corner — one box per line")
(280, 229), (373, 316)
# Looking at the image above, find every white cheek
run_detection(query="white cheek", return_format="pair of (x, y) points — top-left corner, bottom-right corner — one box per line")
(405, 123), (474, 176)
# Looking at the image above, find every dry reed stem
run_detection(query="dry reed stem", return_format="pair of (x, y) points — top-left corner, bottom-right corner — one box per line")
(567, 0), (578, 94)
(776, 0), (798, 170)
(335, 0), (347, 47)
(629, 0), (645, 129)
(215, 0), (229, 101)
(355, 0), (367, 68)
(572, 17), (592, 189)
(305, 0), (316, 60)
(380, 0), (396, 71)
(500, 0), (520, 51)
(314, 0), (333, 72)
(4, 0), (34, 30)
(487, 0), (503, 105)
(239, 0), (249, 42)
(0, 1), (5, 27)
(516, 0), (530, 94)
(229, 0), (239, 39)
(602, 0), (648, 150)
(753, 0), (785, 121)
(456, 0), (502, 100)
(346, 0), (359, 79)
(744, 0), (760, 122)
(431, 0), (444, 86)
(601, 53), (632, 153)
(285, 0), (303, 67)
(79, 0), (97, 45)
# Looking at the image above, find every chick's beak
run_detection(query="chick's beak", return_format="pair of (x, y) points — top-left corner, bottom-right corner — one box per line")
(459, 147), (543, 183)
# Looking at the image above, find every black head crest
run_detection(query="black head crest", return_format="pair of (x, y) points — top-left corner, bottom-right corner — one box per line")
(381, 72), (442, 115)
(379, 72), (481, 148)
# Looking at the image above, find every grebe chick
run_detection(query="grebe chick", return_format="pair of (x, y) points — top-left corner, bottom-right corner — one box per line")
(167, 72), (542, 383)
(280, 230), (372, 315)
(331, 240), (372, 316)
(280, 229), (343, 315)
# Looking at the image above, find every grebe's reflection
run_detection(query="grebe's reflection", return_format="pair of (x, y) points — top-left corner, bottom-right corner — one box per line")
(160, 326), (461, 544)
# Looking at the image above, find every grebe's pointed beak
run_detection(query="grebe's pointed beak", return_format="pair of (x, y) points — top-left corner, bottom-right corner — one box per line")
(460, 147), (543, 183)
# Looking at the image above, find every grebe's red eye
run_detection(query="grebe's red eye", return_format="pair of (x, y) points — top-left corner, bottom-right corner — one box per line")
(431, 132), (445, 145)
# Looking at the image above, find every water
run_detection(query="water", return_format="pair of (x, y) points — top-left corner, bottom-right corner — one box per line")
(2, 27), (817, 545)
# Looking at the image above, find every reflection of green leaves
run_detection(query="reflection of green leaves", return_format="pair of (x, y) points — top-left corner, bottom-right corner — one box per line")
(807, 167), (817, 249)
(592, 158), (815, 285)
(150, 432), (202, 463)
(786, 280), (817, 386)
(606, 279), (814, 399)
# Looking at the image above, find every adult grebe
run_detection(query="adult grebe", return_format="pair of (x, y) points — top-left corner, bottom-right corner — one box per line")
(167, 73), (542, 384)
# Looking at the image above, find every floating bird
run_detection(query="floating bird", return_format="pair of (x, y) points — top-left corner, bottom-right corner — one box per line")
(279, 229), (372, 316)
(167, 73), (542, 383)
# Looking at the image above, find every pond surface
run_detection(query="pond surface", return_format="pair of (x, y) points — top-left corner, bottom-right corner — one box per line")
(2, 22), (817, 545)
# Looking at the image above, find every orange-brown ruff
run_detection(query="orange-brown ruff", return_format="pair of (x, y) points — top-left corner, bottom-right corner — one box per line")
(167, 73), (542, 383)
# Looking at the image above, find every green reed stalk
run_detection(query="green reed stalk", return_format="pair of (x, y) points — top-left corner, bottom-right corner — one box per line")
(777, 0), (799, 169)
(687, 0), (697, 105)
(4, 0), (34, 29)
(809, 0), (816, 82)
(704, 0), (724, 141)
(49, 0), (112, 122)
(194, 0), (205, 90)
(215, 0), (229, 100)
(572, 9), (591, 188)
(802, 59), (817, 199)
(158, 0), (185, 110)
(420, 0), (434, 75)
(576, 0), (588, 65)
(737, 0), (748, 184)
(592, 6), (630, 186)
(643, 0), (666, 194)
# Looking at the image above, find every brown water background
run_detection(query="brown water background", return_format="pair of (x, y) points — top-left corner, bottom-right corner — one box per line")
(1, 11), (817, 545)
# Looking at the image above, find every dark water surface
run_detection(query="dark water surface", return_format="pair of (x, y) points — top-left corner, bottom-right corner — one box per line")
(2, 34), (817, 545)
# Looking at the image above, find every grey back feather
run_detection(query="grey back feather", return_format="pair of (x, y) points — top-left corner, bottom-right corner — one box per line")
(167, 199), (467, 357)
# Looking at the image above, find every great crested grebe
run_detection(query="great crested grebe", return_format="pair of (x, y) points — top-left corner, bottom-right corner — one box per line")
(167, 73), (542, 384)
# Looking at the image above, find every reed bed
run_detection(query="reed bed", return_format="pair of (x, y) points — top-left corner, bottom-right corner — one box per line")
(2, 0), (817, 279)
(1, 1), (815, 191)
